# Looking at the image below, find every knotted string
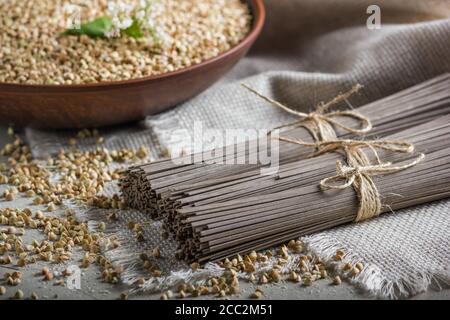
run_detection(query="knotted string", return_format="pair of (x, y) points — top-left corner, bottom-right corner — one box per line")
(277, 136), (425, 221)
(241, 83), (371, 142)
(274, 136), (423, 221)
(320, 153), (425, 222)
(243, 83), (425, 222)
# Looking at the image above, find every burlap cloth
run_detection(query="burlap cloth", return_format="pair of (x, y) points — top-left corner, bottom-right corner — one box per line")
(26, 0), (450, 298)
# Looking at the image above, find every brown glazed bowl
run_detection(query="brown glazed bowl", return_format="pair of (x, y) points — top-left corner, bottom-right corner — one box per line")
(0, 0), (265, 129)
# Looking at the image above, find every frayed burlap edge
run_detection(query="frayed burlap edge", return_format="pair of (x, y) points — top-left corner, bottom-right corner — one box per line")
(304, 234), (450, 299)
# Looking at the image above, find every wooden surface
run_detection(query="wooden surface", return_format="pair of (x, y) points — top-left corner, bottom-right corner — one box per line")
(0, 0), (265, 129)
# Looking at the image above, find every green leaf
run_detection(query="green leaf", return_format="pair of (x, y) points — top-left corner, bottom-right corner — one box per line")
(64, 17), (113, 38)
(122, 18), (144, 39)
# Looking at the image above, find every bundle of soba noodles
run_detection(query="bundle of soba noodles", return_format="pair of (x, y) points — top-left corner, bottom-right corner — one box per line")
(120, 74), (450, 262)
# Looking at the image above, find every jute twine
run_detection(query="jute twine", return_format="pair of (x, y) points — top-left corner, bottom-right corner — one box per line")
(321, 152), (425, 222)
(287, 138), (425, 221)
(241, 83), (371, 142)
(242, 84), (425, 222)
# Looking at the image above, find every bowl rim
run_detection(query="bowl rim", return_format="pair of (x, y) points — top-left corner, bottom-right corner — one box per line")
(0, 0), (265, 91)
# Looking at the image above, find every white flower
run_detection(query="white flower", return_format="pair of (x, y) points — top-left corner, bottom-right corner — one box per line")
(136, 10), (145, 20)
(117, 2), (126, 11)
(105, 28), (120, 39)
(107, 2), (116, 13)
(104, 0), (166, 41)
(111, 16), (121, 27)
(146, 18), (156, 28)
(121, 17), (133, 29)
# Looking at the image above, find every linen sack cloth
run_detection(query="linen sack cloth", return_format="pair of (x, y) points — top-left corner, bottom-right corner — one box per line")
(26, 0), (450, 298)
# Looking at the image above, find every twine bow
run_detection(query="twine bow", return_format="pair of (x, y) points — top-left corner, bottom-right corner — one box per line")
(320, 153), (425, 222)
(241, 83), (372, 142)
(275, 136), (424, 222)
(242, 83), (425, 223)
